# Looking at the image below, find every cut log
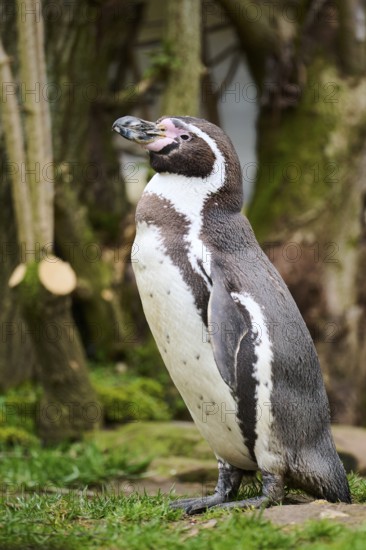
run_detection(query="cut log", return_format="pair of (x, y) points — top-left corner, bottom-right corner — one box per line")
(38, 256), (77, 295)
(9, 264), (27, 288)
(11, 261), (100, 443)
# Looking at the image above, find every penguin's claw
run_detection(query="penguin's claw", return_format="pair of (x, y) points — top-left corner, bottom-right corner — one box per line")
(169, 493), (226, 514)
(169, 497), (198, 509)
(212, 495), (271, 511)
(169, 495), (273, 514)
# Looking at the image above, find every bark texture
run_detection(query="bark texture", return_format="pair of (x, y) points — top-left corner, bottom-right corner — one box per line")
(242, 0), (366, 424)
(0, 1), (100, 440)
(13, 262), (99, 442)
(0, 37), (33, 248)
(46, 0), (134, 358)
(16, 0), (53, 247)
(162, 0), (202, 116)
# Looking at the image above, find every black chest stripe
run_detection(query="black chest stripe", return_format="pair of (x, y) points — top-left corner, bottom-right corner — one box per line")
(235, 301), (258, 463)
(136, 193), (210, 325)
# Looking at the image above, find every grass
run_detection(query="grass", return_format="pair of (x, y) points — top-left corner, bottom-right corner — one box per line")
(348, 474), (366, 504)
(1, 491), (366, 550)
(0, 436), (366, 550)
(0, 441), (149, 491)
(0, 380), (365, 550)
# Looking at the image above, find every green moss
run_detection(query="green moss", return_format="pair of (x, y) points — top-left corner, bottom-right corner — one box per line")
(0, 367), (176, 436)
(145, 40), (182, 78)
(18, 261), (42, 310)
(91, 370), (171, 423)
(249, 58), (343, 240)
(0, 426), (38, 447)
(88, 421), (213, 461)
(125, 341), (187, 419)
(125, 339), (166, 380)
(0, 383), (40, 433)
(87, 210), (121, 241)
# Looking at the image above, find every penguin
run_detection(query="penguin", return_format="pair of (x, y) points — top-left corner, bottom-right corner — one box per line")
(112, 115), (351, 514)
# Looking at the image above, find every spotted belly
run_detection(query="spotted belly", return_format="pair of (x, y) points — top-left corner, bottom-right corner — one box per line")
(133, 222), (257, 470)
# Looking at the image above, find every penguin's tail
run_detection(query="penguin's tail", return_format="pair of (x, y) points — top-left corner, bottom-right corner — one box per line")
(290, 436), (351, 503)
(318, 460), (351, 504)
(318, 435), (351, 503)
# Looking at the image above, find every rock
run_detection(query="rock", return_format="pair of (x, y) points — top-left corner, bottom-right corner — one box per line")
(90, 421), (366, 475)
(264, 502), (366, 527)
(332, 425), (366, 474)
(148, 456), (217, 482)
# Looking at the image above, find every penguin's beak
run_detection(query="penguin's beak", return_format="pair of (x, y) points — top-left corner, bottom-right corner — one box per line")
(112, 116), (166, 145)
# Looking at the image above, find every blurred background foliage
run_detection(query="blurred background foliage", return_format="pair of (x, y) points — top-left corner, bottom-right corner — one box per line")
(1, 0), (366, 445)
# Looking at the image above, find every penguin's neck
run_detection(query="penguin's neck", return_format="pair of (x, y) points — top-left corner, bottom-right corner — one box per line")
(143, 170), (224, 224)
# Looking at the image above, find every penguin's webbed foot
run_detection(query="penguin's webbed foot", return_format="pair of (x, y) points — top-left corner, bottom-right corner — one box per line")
(214, 471), (284, 511)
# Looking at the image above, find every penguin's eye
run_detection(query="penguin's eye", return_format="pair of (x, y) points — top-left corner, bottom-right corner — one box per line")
(180, 134), (192, 141)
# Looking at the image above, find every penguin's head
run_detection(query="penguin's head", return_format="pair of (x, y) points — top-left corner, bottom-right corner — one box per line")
(112, 115), (243, 209)
(113, 115), (240, 177)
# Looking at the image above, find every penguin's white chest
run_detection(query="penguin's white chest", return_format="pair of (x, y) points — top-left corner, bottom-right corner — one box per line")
(133, 221), (257, 470)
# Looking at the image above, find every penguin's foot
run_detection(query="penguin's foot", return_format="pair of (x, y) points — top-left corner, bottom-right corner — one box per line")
(169, 459), (245, 515)
(213, 495), (270, 510)
(170, 470), (284, 515)
(214, 471), (284, 511)
(169, 493), (226, 514)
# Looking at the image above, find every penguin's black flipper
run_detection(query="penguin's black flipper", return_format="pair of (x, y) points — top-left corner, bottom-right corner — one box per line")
(207, 261), (259, 393)
(207, 274), (249, 389)
(207, 263), (259, 462)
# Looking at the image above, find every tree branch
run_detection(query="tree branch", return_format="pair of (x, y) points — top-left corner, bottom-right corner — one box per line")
(0, 37), (34, 251)
(217, 0), (279, 85)
(16, 0), (53, 247)
(96, 73), (160, 111)
(35, 1), (54, 237)
(161, 0), (203, 116)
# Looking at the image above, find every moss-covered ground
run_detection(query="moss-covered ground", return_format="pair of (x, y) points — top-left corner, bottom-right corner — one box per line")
(0, 423), (365, 549)
(1, 367), (366, 549)
(1, 455), (366, 550)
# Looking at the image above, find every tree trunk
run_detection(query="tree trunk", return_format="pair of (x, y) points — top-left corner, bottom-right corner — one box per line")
(54, 181), (128, 358)
(162, 0), (202, 116)
(0, 35), (35, 387)
(16, 0), (53, 247)
(45, 0), (135, 358)
(0, 157), (35, 389)
(241, 0), (366, 424)
(1, 0), (143, 380)
(0, 1), (100, 441)
(218, 0), (278, 85)
(10, 261), (99, 442)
